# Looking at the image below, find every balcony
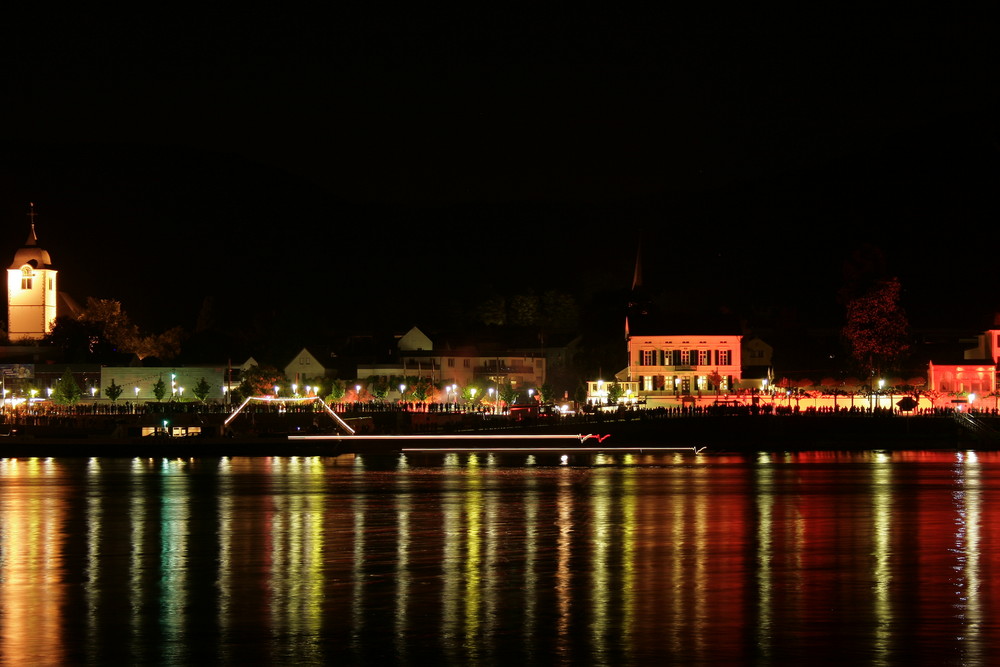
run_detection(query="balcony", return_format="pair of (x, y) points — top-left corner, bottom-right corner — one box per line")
(474, 365), (539, 377)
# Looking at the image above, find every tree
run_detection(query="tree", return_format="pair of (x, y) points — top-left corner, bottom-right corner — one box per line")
(842, 277), (910, 382)
(607, 380), (625, 404)
(152, 376), (167, 401)
(707, 370), (724, 398)
(366, 376), (390, 401)
(237, 364), (285, 398)
(193, 377), (212, 402)
(52, 370), (84, 405)
(474, 294), (507, 326)
(327, 379), (346, 402)
(104, 379), (124, 402)
(509, 293), (539, 326)
(45, 316), (118, 362)
(133, 326), (186, 361)
(499, 381), (518, 408)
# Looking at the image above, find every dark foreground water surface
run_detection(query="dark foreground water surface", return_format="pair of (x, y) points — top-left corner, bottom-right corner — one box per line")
(0, 449), (997, 666)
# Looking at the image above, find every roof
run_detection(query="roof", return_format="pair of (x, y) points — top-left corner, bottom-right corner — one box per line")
(9, 232), (54, 270)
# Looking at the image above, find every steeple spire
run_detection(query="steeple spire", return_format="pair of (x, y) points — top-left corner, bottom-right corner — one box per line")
(26, 202), (38, 246)
(632, 241), (643, 291)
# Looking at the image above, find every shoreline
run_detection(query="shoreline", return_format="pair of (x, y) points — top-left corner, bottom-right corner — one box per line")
(0, 413), (989, 457)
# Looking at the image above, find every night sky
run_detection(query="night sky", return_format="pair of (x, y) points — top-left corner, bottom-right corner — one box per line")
(3, 9), (998, 340)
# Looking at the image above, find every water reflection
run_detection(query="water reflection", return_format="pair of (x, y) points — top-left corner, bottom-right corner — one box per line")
(2, 451), (1000, 664)
(0, 458), (66, 666)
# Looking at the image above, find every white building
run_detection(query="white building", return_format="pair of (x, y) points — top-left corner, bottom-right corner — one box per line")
(356, 326), (548, 392)
(626, 333), (743, 396)
(7, 206), (58, 341)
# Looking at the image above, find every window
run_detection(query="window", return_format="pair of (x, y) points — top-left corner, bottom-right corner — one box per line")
(447, 358), (455, 368)
(463, 359), (471, 368)
(680, 350), (691, 365)
(20, 267), (32, 290)
(718, 350), (732, 365)
(641, 350), (656, 365)
(698, 350), (710, 365)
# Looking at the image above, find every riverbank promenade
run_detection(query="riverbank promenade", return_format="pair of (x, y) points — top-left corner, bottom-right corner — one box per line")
(0, 400), (992, 456)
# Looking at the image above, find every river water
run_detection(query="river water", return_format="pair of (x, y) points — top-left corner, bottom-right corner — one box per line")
(0, 449), (997, 666)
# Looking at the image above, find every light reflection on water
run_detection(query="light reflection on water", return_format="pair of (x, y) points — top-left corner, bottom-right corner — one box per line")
(1, 451), (1000, 665)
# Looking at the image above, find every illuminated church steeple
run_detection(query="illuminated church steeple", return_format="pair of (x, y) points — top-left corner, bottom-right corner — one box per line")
(7, 203), (58, 340)
(625, 240), (654, 337)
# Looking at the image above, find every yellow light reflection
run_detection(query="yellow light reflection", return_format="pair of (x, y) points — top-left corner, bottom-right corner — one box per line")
(462, 454), (484, 662)
(755, 455), (775, 663)
(871, 451), (893, 665)
(522, 470), (540, 662)
(0, 458), (67, 666)
(394, 456), (411, 658)
(216, 457), (234, 665)
(554, 466), (574, 661)
(160, 459), (190, 659)
(954, 451), (982, 664)
(85, 458), (102, 664)
(269, 457), (324, 663)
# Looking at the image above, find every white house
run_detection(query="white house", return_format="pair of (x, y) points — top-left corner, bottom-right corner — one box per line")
(626, 333), (743, 396)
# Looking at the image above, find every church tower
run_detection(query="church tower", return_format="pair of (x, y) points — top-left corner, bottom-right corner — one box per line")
(7, 204), (58, 341)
